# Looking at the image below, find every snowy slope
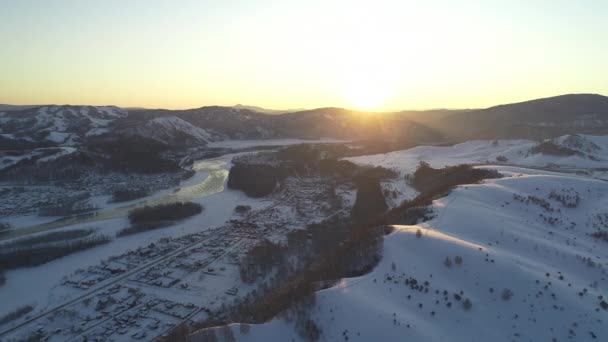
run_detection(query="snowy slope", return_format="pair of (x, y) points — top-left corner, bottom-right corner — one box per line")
(117, 116), (216, 146)
(346, 134), (608, 173)
(0, 147), (78, 171)
(0, 105), (126, 146)
(211, 166), (608, 341)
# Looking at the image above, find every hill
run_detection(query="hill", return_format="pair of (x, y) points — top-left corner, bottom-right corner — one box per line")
(232, 104), (305, 115)
(437, 94), (608, 140)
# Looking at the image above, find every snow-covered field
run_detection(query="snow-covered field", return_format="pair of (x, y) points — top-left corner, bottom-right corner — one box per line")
(347, 135), (608, 173)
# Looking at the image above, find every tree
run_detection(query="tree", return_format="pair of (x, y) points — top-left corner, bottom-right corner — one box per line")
(444, 257), (453, 268)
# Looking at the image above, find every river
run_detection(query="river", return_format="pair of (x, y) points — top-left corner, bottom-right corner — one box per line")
(1, 159), (230, 240)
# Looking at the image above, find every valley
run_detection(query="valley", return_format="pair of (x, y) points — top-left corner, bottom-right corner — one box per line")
(1, 97), (608, 341)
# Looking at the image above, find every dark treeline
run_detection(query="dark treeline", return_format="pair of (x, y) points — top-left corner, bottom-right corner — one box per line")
(0, 150), (94, 183)
(529, 141), (579, 157)
(227, 163), (278, 197)
(0, 305), (33, 326)
(411, 162), (501, 194)
(117, 222), (170, 237)
(85, 136), (180, 173)
(0, 234), (111, 270)
(128, 202), (203, 224)
(2, 229), (94, 249)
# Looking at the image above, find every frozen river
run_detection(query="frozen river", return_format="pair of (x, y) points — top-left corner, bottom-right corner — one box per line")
(1, 159), (230, 240)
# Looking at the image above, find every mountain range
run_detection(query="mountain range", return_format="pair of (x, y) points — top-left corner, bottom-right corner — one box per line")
(2, 94), (608, 152)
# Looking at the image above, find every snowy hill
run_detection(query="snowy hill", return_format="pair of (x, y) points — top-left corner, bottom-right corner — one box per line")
(346, 134), (608, 173)
(203, 166), (608, 341)
(115, 116), (216, 146)
(0, 105), (126, 147)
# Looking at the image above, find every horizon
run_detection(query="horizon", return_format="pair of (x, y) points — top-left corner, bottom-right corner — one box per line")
(1, 92), (605, 113)
(1, 1), (607, 111)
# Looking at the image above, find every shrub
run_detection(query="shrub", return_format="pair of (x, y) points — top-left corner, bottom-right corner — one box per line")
(0, 222), (12, 233)
(454, 256), (463, 265)
(444, 257), (453, 268)
(128, 202), (202, 224)
(297, 319), (321, 342)
(462, 298), (472, 311)
(0, 222), (11, 235)
(239, 323), (251, 335)
(0, 305), (33, 325)
(234, 205), (252, 214)
(501, 288), (513, 301)
(530, 141), (579, 157)
(591, 231), (608, 242)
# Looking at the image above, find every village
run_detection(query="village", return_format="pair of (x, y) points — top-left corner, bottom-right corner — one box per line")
(0, 168), (358, 342)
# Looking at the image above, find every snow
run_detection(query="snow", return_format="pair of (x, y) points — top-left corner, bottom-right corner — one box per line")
(121, 116), (215, 144)
(3, 134), (608, 340)
(218, 166), (608, 341)
(85, 127), (110, 136)
(37, 147), (77, 163)
(346, 134), (608, 174)
(150, 116), (213, 141)
(0, 105), (127, 145)
(0, 152), (267, 319)
(45, 131), (73, 144)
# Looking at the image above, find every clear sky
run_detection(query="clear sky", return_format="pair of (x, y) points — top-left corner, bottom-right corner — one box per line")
(1, 0), (607, 111)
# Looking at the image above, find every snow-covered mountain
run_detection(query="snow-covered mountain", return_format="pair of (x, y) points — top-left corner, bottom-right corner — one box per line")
(115, 116), (217, 146)
(0, 105), (126, 147)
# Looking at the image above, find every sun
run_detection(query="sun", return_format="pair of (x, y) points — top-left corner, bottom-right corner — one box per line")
(345, 80), (391, 111)
(343, 71), (394, 111)
(340, 51), (399, 112)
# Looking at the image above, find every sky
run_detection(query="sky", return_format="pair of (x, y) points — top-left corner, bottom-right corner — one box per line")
(0, 0), (607, 111)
